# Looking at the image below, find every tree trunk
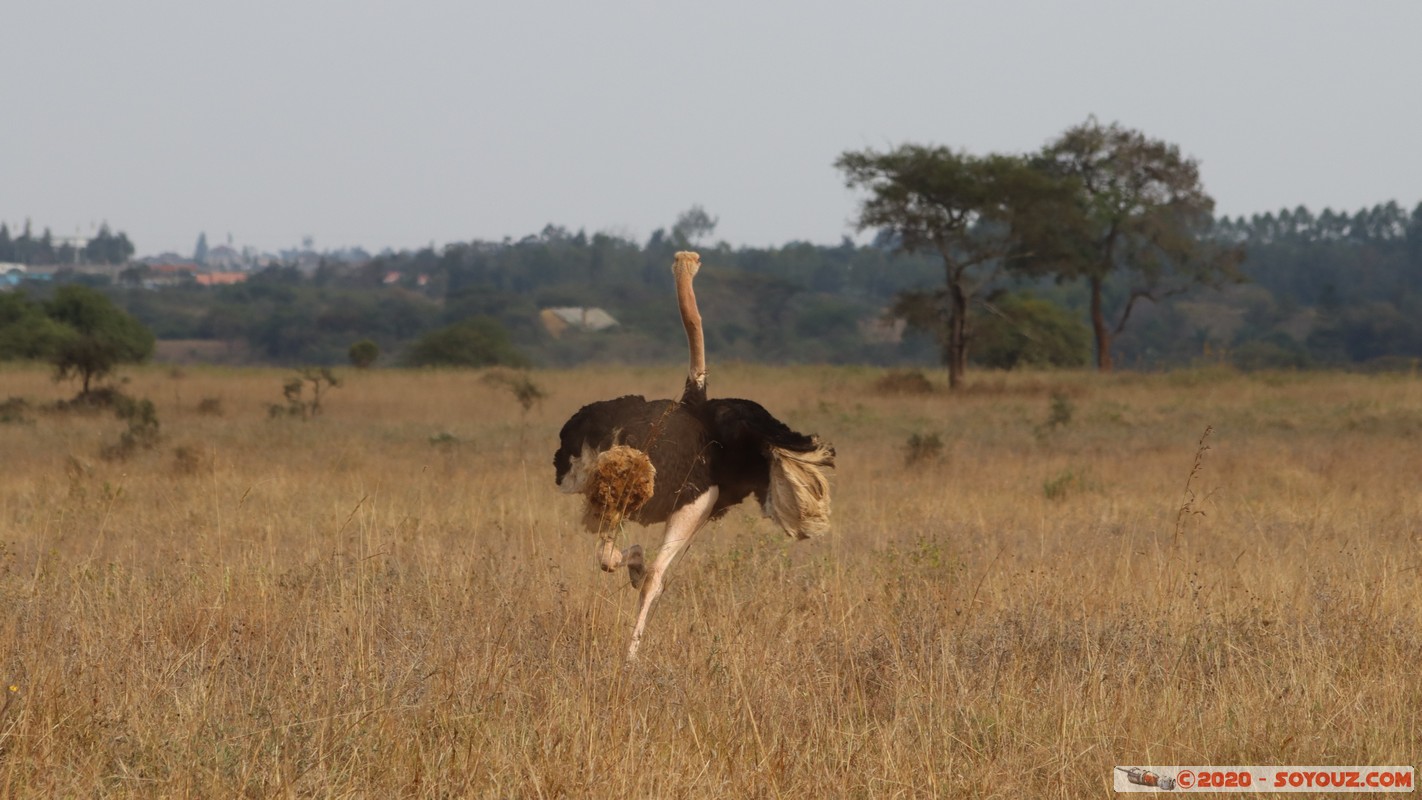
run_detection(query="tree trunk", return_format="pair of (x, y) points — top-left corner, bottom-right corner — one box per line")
(946, 280), (968, 389)
(1089, 275), (1114, 372)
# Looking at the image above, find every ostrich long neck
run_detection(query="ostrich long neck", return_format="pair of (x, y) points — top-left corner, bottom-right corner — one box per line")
(673, 251), (706, 401)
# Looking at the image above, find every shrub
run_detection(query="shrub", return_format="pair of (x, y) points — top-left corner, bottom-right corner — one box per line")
(172, 445), (205, 475)
(1042, 468), (1093, 501)
(100, 395), (161, 461)
(973, 293), (1090, 369)
(874, 369), (934, 395)
(904, 432), (944, 466)
(348, 339), (380, 369)
(1044, 391), (1074, 429)
(481, 369), (546, 412)
(404, 317), (528, 368)
(0, 397), (31, 425)
(428, 432), (461, 448)
(268, 368), (340, 419)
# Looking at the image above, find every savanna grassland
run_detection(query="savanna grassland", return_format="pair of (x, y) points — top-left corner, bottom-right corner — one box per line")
(1, 363), (1419, 798)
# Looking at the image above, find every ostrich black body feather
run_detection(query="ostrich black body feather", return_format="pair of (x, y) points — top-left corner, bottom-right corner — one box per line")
(553, 386), (833, 527)
(554, 394), (711, 525)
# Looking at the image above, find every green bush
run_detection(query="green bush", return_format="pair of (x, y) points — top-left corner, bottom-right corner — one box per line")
(973, 293), (1089, 369)
(404, 317), (529, 368)
(348, 339), (380, 369)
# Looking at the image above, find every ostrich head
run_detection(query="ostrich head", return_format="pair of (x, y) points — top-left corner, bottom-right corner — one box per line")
(672, 250), (700, 280)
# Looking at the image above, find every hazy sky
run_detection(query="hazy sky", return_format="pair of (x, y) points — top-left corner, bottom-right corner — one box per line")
(5, 1), (1420, 257)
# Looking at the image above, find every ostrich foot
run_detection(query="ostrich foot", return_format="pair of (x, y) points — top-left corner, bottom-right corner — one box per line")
(598, 539), (622, 572)
(598, 540), (643, 588)
(625, 545), (645, 589)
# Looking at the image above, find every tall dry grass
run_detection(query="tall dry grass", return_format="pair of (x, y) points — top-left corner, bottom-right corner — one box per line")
(0, 363), (1419, 797)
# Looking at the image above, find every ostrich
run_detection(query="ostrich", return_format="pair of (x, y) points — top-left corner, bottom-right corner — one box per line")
(554, 251), (835, 660)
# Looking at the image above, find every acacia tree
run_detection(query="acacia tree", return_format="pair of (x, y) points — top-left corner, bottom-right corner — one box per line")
(44, 285), (155, 394)
(1037, 118), (1243, 371)
(837, 145), (1072, 388)
(671, 205), (719, 247)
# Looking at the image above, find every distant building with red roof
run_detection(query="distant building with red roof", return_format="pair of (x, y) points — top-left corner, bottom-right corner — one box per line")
(194, 271), (248, 286)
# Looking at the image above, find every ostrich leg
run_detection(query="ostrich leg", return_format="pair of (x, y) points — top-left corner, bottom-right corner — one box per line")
(625, 487), (719, 661)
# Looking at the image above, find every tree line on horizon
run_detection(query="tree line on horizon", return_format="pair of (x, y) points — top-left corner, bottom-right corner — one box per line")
(0, 222), (134, 267)
(4, 118), (1422, 382)
(7, 200), (1422, 377)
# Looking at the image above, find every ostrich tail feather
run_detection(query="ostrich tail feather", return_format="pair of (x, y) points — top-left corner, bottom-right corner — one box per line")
(764, 441), (835, 539)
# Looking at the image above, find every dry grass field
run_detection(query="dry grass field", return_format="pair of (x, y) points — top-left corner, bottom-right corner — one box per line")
(0, 362), (1419, 797)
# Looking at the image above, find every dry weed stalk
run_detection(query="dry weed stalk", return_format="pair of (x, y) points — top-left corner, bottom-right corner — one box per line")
(1172, 424), (1214, 548)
